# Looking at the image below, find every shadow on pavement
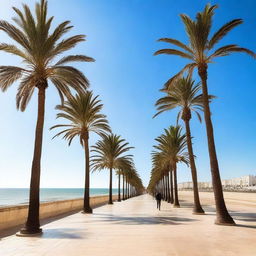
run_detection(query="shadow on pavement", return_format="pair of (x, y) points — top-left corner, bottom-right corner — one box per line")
(92, 213), (198, 225)
(40, 228), (87, 239)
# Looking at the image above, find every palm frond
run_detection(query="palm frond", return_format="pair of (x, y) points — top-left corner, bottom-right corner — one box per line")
(157, 38), (193, 54)
(162, 63), (196, 90)
(154, 49), (194, 60)
(208, 19), (243, 49)
(49, 35), (85, 59)
(0, 43), (31, 61)
(16, 74), (36, 111)
(208, 45), (256, 59)
(0, 66), (25, 91)
(0, 20), (31, 51)
(55, 55), (95, 66)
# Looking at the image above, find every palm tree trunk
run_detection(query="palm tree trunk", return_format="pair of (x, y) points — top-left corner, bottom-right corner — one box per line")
(21, 87), (46, 235)
(173, 164), (180, 207)
(167, 172), (171, 203)
(198, 64), (234, 225)
(165, 175), (168, 201)
(83, 132), (92, 213)
(118, 172), (121, 202)
(163, 176), (166, 201)
(161, 178), (165, 200)
(122, 174), (125, 200)
(126, 178), (128, 199)
(170, 170), (174, 204)
(162, 178), (165, 199)
(184, 119), (204, 214)
(109, 167), (113, 204)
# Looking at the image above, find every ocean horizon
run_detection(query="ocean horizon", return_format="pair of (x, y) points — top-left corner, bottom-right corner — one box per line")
(0, 188), (119, 207)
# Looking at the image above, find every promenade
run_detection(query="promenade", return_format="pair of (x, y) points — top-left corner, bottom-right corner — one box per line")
(0, 192), (256, 256)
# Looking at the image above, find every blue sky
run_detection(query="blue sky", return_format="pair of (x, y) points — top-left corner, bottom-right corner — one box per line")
(0, 0), (255, 188)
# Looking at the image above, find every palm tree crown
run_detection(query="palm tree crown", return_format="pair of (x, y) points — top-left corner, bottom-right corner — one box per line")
(154, 126), (188, 166)
(0, 0), (95, 110)
(91, 134), (134, 204)
(154, 76), (206, 122)
(154, 4), (255, 89)
(91, 134), (134, 171)
(51, 91), (111, 145)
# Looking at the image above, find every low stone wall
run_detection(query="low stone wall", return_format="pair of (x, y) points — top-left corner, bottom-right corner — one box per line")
(0, 195), (118, 231)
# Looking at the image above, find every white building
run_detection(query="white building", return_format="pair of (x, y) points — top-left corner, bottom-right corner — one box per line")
(178, 175), (256, 189)
(222, 175), (256, 187)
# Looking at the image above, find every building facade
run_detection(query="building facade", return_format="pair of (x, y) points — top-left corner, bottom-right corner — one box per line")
(178, 175), (256, 190)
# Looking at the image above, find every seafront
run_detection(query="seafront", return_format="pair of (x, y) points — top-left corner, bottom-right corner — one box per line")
(0, 195), (118, 231)
(0, 191), (255, 256)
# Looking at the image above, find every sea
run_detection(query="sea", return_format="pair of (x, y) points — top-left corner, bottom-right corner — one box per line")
(0, 188), (118, 207)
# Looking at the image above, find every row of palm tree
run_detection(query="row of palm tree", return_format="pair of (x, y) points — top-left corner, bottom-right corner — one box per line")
(149, 4), (256, 225)
(154, 76), (209, 214)
(149, 126), (188, 208)
(0, 0), (143, 235)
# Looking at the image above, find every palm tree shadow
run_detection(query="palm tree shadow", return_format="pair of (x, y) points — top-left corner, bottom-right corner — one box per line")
(177, 200), (216, 215)
(92, 213), (197, 225)
(236, 224), (256, 229)
(40, 228), (87, 239)
(231, 212), (256, 223)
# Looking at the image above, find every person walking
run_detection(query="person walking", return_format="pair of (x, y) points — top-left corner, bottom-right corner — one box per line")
(155, 192), (162, 210)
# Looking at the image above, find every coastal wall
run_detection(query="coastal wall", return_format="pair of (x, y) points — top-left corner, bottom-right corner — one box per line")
(0, 195), (118, 231)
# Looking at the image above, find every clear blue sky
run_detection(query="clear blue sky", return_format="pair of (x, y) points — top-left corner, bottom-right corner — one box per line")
(0, 0), (255, 188)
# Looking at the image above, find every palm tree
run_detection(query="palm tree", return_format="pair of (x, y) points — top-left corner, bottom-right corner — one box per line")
(122, 171), (126, 200)
(125, 167), (138, 199)
(154, 126), (189, 207)
(91, 134), (133, 204)
(0, 0), (94, 234)
(154, 4), (255, 225)
(154, 76), (208, 214)
(123, 167), (143, 198)
(116, 170), (122, 202)
(169, 169), (174, 204)
(116, 161), (133, 202)
(148, 158), (173, 204)
(151, 151), (169, 201)
(51, 91), (110, 213)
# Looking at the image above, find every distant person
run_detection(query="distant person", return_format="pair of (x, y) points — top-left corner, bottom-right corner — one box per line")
(155, 192), (162, 210)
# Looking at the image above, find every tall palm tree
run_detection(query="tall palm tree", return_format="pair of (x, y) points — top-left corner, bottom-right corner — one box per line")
(91, 134), (133, 204)
(154, 126), (189, 207)
(154, 76), (209, 214)
(0, 0), (94, 234)
(51, 91), (110, 213)
(154, 4), (255, 225)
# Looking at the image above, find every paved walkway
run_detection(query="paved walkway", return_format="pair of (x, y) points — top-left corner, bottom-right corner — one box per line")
(0, 192), (256, 256)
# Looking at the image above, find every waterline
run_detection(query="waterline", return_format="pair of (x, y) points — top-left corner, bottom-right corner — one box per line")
(0, 188), (118, 207)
